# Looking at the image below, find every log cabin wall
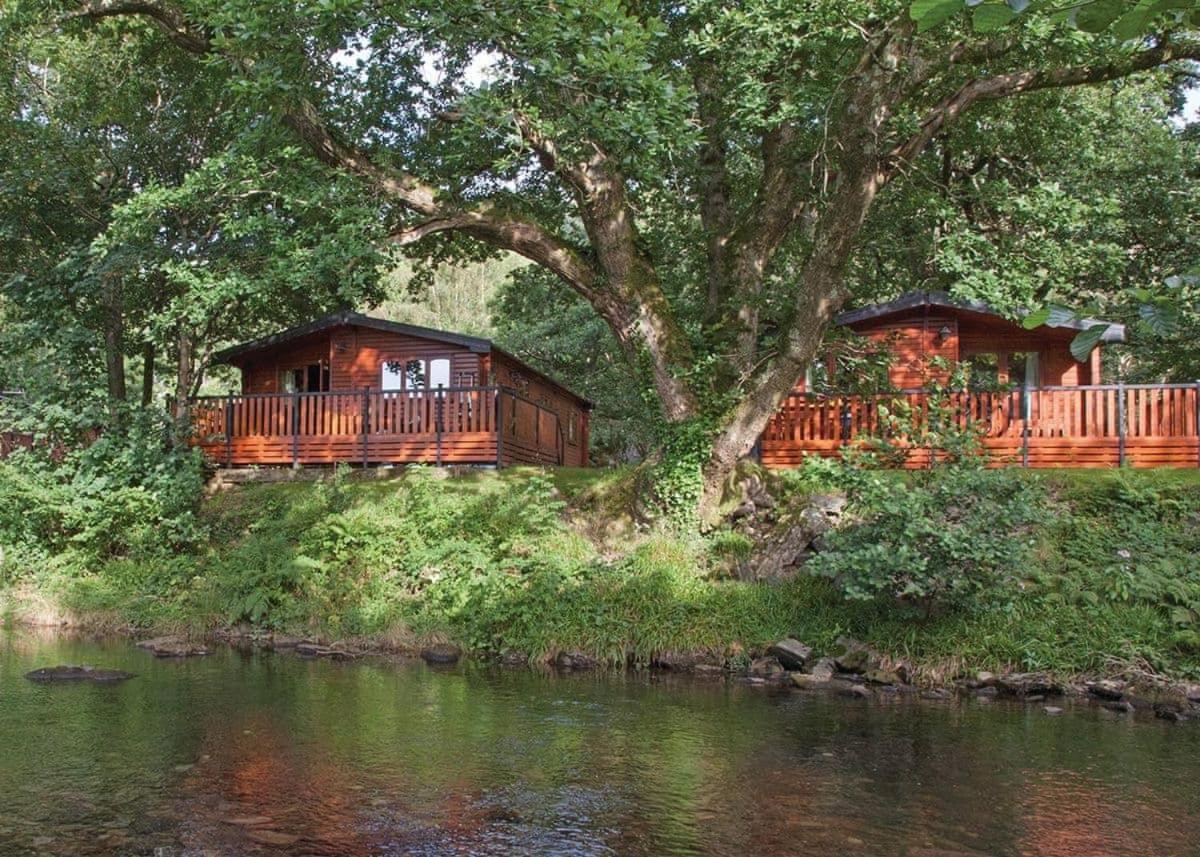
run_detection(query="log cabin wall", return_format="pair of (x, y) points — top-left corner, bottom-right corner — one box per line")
(792, 307), (1100, 395)
(491, 352), (589, 467)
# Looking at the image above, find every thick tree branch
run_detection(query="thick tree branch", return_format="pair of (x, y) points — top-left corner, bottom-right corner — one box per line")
(889, 39), (1200, 174)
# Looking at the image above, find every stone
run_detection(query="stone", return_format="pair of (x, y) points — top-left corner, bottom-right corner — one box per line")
(421, 644), (462, 665)
(863, 668), (903, 686)
(223, 816), (273, 827)
(1102, 700), (1135, 714)
(1043, 706), (1064, 716)
(973, 686), (999, 698)
(748, 656), (786, 679)
(1086, 679), (1126, 701)
(24, 665), (135, 683)
(296, 642), (334, 658)
(837, 682), (871, 699)
(500, 650), (527, 666)
(921, 688), (952, 700)
(767, 638), (813, 671)
(554, 650), (597, 670)
(1153, 702), (1190, 722)
(1184, 684), (1200, 704)
(809, 493), (847, 518)
(831, 637), (875, 674)
(693, 664), (726, 676)
(809, 657), (837, 681)
(968, 671), (997, 688)
(789, 672), (835, 690)
(997, 672), (1062, 697)
(652, 651), (703, 671)
(136, 636), (209, 658)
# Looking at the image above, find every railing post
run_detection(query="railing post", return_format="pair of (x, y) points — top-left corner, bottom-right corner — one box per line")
(291, 390), (300, 468)
(840, 400), (852, 442)
(361, 388), (370, 468)
(435, 383), (444, 467)
(1194, 380), (1199, 469)
(495, 389), (504, 469)
(1021, 388), (1030, 468)
(224, 394), (234, 467)
(1116, 381), (1126, 467)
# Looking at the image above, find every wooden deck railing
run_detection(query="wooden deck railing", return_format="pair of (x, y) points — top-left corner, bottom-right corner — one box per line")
(761, 383), (1200, 469)
(189, 386), (563, 468)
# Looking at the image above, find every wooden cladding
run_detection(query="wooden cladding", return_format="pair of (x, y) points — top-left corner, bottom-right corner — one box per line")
(762, 384), (1200, 470)
(190, 387), (566, 468)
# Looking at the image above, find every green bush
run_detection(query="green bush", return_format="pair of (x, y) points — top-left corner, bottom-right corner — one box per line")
(807, 462), (1047, 617)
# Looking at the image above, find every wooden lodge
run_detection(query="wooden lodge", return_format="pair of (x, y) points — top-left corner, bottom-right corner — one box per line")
(189, 312), (591, 468)
(762, 291), (1200, 469)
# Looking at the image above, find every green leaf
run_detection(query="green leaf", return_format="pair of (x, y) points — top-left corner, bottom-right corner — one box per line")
(1070, 324), (1109, 362)
(1021, 307), (1051, 329)
(1075, 0), (1125, 32)
(911, 0), (964, 30)
(973, 3), (1016, 29)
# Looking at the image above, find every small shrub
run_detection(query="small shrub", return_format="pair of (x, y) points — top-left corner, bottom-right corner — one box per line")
(807, 463), (1047, 616)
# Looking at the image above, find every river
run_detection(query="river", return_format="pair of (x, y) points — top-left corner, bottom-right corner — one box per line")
(1, 631), (1197, 856)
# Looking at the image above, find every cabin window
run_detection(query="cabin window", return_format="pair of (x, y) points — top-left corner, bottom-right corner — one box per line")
(380, 357), (452, 393)
(966, 353), (1000, 391)
(280, 362), (329, 393)
(1010, 352), (1040, 388)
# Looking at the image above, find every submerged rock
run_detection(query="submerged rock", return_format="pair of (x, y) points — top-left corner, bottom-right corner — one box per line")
(767, 639), (812, 671)
(748, 656), (786, 679)
(1043, 706), (1064, 716)
(135, 636), (209, 658)
(296, 643), (359, 661)
(420, 644), (462, 665)
(25, 665), (135, 683)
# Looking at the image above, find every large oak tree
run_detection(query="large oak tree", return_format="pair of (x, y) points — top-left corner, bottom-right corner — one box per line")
(19, 0), (1200, 519)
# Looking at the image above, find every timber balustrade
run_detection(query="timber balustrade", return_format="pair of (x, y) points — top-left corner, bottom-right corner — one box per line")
(188, 386), (564, 468)
(762, 383), (1200, 469)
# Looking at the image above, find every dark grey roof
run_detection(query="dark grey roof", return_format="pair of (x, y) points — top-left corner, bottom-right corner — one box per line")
(835, 290), (1126, 343)
(212, 311), (592, 407)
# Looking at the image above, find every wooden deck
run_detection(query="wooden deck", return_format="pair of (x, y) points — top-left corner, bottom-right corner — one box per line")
(762, 384), (1200, 469)
(189, 386), (566, 468)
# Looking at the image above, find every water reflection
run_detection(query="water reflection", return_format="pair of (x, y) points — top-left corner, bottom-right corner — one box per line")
(1, 631), (1196, 856)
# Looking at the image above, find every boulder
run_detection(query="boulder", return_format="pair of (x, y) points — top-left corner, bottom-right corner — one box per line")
(1153, 702), (1191, 722)
(831, 637), (876, 674)
(554, 650), (597, 670)
(996, 672), (1062, 697)
(863, 668), (903, 686)
(420, 644), (462, 665)
(748, 656), (787, 679)
(809, 657), (838, 681)
(1086, 679), (1126, 701)
(135, 636), (209, 658)
(652, 651), (703, 671)
(1185, 684), (1200, 704)
(789, 672), (836, 690)
(767, 639), (812, 671)
(25, 665), (135, 683)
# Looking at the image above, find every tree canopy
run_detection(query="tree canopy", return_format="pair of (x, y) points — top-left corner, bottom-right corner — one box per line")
(3, 0), (1199, 518)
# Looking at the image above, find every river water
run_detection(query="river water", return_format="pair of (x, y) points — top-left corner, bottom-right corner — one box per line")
(1, 631), (1197, 856)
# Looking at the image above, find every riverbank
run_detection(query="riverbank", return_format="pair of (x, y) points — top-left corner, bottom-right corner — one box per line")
(3, 464), (1200, 692)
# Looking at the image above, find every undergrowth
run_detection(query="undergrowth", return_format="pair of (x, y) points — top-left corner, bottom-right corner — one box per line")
(2, 461), (1199, 680)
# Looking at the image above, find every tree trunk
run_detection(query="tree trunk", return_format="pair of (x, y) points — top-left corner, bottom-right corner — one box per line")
(172, 325), (194, 444)
(101, 276), (127, 407)
(140, 342), (155, 408)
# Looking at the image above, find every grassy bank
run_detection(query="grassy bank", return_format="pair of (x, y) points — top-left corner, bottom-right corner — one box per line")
(2, 464), (1200, 682)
